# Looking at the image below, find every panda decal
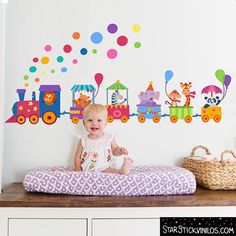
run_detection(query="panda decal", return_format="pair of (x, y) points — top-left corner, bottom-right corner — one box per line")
(201, 85), (222, 108)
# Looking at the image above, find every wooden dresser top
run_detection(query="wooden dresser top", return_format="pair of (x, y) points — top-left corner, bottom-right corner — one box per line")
(1, 183), (236, 207)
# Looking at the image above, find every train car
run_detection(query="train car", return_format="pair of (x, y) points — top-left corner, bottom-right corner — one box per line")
(201, 106), (222, 123)
(106, 80), (130, 123)
(136, 82), (161, 123)
(70, 84), (95, 124)
(169, 106), (193, 123)
(39, 85), (61, 125)
(136, 105), (161, 123)
(6, 85), (61, 125)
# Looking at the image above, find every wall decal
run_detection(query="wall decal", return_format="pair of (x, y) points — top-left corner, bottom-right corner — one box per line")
(164, 70), (195, 123)
(6, 74), (103, 125)
(106, 80), (129, 123)
(6, 85), (61, 125)
(200, 69), (232, 123)
(6, 69), (233, 125)
(137, 82), (161, 123)
(22, 23), (141, 88)
(5, 16), (233, 126)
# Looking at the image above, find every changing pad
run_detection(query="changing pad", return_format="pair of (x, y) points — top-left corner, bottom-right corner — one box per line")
(23, 166), (196, 196)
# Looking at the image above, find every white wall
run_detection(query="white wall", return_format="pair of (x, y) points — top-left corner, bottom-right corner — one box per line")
(2, 0), (236, 188)
(0, 1), (7, 192)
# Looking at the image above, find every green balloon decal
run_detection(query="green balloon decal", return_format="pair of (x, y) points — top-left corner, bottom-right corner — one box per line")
(215, 69), (225, 85)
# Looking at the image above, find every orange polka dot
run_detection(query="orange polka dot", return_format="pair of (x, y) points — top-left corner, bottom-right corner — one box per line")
(72, 32), (80, 40)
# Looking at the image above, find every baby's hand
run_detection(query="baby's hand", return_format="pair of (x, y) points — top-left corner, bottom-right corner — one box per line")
(120, 147), (128, 155)
(114, 147), (128, 155)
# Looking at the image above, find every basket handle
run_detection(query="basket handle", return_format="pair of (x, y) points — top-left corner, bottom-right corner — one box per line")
(190, 145), (211, 156)
(220, 150), (236, 162)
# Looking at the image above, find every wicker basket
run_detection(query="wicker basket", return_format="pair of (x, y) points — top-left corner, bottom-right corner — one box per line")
(183, 145), (236, 190)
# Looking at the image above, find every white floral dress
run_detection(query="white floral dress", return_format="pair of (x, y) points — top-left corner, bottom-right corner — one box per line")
(80, 133), (115, 172)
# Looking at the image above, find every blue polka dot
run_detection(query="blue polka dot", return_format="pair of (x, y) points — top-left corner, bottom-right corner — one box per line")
(61, 67), (67, 73)
(80, 48), (88, 55)
(90, 32), (103, 44)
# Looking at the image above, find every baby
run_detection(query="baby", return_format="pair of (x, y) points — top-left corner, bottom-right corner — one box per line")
(74, 104), (133, 175)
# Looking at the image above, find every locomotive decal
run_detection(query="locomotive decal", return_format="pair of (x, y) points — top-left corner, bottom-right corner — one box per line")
(6, 85), (61, 125)
(5, 69), (233, 125)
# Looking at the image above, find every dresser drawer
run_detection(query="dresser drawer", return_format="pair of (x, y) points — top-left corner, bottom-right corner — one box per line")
(9, 218), (87, 236)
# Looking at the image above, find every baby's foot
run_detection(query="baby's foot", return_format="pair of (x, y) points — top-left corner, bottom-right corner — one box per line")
(120, 157), (133, 175)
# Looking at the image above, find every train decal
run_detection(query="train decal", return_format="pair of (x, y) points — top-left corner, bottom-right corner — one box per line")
(5, 69), (232, 125)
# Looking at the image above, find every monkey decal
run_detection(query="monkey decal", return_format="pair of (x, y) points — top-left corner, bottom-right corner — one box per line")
(165, 90), (181, 107)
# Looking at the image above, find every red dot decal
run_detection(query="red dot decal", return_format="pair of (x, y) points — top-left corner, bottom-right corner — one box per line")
(117, 36), (128, 46)
(63, 44), (72, 53)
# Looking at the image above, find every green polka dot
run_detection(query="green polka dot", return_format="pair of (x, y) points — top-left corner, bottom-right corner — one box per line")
(134, 41), (141, 48)
(29, 66), (37, 73)
(23, 75), (29, 80)
(57, 56), (64, 63)
(92, 49), (97, 54)
(51, 69), (55, 73)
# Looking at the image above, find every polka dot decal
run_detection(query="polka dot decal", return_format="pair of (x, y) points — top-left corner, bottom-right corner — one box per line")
(72, 32), (80, 40)
(23, 22), (141, 86)
(90, 32), (103, 44)
(107, 49), (118, 59)
(117, 36), (128, 46)
(63, 44), (72, 53)
(107, 23), (118, 34)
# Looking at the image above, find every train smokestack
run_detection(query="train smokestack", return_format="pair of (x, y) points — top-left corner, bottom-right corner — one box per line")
(32, 91), (36, 101)
(17, 89), (26, 101)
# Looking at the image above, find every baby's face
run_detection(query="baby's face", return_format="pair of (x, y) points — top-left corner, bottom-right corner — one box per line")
(83, 111), (107, 137)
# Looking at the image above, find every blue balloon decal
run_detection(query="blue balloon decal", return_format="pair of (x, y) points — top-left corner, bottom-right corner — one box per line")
(165, 70), (174, 83)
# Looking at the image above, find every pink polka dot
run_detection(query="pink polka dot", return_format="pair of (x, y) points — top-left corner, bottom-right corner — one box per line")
(63, 44), (72, 53)
(44, 45), (52, 52)
(107, 49), (118, 59)
(117, 36), (128, 46)
(72, 59), (78, 64)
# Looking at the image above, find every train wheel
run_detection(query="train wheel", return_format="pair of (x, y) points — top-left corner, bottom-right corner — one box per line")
(138, 116), (145, 123)
(17, 115), (26, 125)
(29, 115), (39, 124)
(121, 116), (128, 123)
(153, 116), (160, 123)
(107, 115), (114, 123)
(213, 115), (221, 123)
(71, 116), (79, 124)
(42, 111), (57, 125)
(184, 115), (192, 123)
(170, 116), (178, 123)
(201, 115), (209, 123)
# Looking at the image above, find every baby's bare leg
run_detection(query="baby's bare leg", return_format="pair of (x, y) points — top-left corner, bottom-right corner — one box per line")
(103, 167), (120, 174)
(119, 157), (133, 175)
(103, 157), (133, 175)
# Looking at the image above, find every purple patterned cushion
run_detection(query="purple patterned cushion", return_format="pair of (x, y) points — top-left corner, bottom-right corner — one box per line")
(23, 166), (196, 196)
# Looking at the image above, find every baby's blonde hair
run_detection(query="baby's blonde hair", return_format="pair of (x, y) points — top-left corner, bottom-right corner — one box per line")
(83, 104), (108, 119)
